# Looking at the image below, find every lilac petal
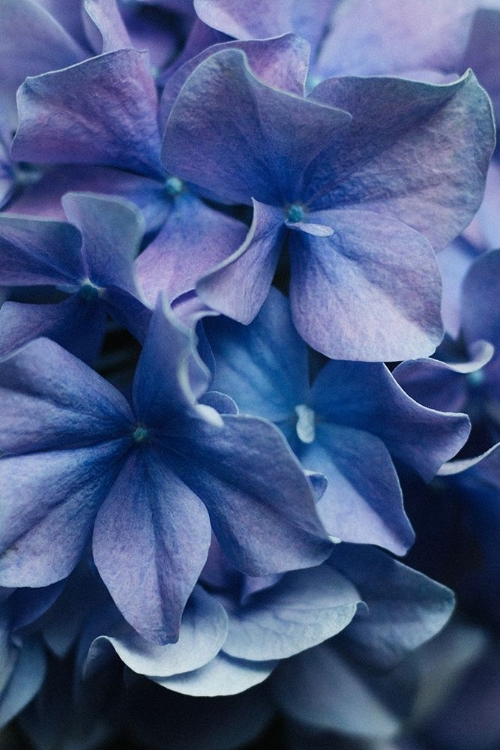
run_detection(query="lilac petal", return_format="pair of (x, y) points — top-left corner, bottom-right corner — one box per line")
(394, 345), (492, 413)
(438, 441), (500, 478)
(300, 425), (413, 555)
(288, 209), (443, 361)
(197, 201), (285, 324)
(136, 194), (247, 304)
(270, 645), (403, 738)
(162, 48), (351, 206)
(94, 449), (212, 645)
(0, 441), (127, 587)
(8, 165), (171, 235)
(133, 295), (212, 425)
(83, 0), (132, 54)
(157, 652), (278, 696)
(224, 565), (359, 661)
(34, 0), (89, 48)
(0, 337), (134, 455)
(206, 286), (308, 422)
(61, 192), (145, 293)
(310, 360), (471, 481)
(0, 297), (107, 363)
(0, 214), (83, 286)
(103, 286), (152, 345)
(315, 0), (478, 78)
(0, 0), (85, 119)
(307, 71), (495, 250)
(87, 587), (227, 677)
(194, 0), (336, 52)
(0, 639), (46, 728)
(12, 51), (163, 179)
(461, 249), (500, 348)
(330, 545), (455, 670)
(168, 414), (332, 575)
(160, 34), (310, 123)
(437, 240), (477, 338)
(463, 8), (500, 121)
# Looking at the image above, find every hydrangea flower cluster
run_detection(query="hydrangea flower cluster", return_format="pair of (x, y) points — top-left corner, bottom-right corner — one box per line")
(1, 2), (500, 749)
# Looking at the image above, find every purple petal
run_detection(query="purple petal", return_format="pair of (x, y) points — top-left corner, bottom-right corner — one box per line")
(463, 8), (500, 121)
(0, 0), (85, 119)
(87, 586), (227, 677)
(308, 71), (495, 250)
(83, 0), (132, 54)
(0, 337), (134, 455)
(330, 544), (455, 670)
(194, 0), (336, 52)
(300, 425), (414, 555)
(0, 441), (127, 587)
(206, 286), (308, 422)
(197, 200), (284, 324)
(93, 449), (212, 644)
(160, 34), (310, 123)
(0, 639), (46, 728)
(157, 652), (277, 696)
(461, 248), (500, 349)
(61, 192), (145, 293)
(12, 51), (163, 179)
(133, 295), (212, 425)
(315, 0), (478, 78)
(0, 214), (83, 286)
(168, 414), (332, 575)
(311, 360), (471, 481)
(0, 297), (107, 363)
(224, 565), (359, 661)
(136, 193), (247, 304)
(162, 48), (351, 206)
(288, 209), (443, 361)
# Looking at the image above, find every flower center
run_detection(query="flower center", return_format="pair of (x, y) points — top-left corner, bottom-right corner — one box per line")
(286, 203), (306, 223)
(78, 280), (101, 301)
(165, 176), (185, 197)
(133, 426), (150, 444)
(295, 404), (316, 444)
(467, 369), (485, 387)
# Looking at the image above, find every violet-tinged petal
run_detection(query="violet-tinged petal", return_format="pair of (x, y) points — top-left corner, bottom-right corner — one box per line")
(0, 337), (134, 455)
(133, 295), (212, 425)
(270, 645), (403, 739)
(288, 209), (443, 361)
(93, 449), (212, 644)
(197, 200), (285, 324)
(34, 0), (89, 48)
(0, 297), (107, 363)
(301, 425), (413, 555)
(437, 240), (476, 338)
(310, 360), (471, 481)
(168, 414), (332, 575)
(206, 286), (308, 422)
(461, 248), (500, 349)
(8, 582), (64, 633)
(103, 286), (152, 345)
(201, 391), (238, 415)
(438, 441), (500, 478)
(223, 565), (359, 661)
(0, 639), (46, 729)
(61, 192), (145, 294)
(157, 652), (278, 696)
(83, 0), (132, 54)
(315, 0), (479, 79)
(162, 49), (351, 206)
(394, 344), (492, 413)
(330, 545), (455, 670)
(87, 587), (227, 677)
(194, 0), (336, 52)
(0, 441), (127, 587)
(0, 214), (83, 286)
(160, 34), (310, 123)
(7, 165), (171, 235)
(463, 8), (500, 121)
(0, 0), (85, 119)
(307, 71), (495, 250)
(136, 193), (247, 305)
(12, 51), (163, 179)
